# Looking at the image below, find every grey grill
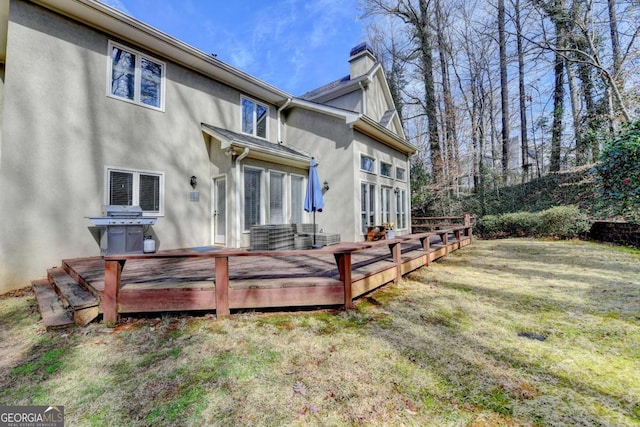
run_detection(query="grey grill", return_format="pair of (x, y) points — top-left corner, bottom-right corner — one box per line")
(88, 205), (157, 255)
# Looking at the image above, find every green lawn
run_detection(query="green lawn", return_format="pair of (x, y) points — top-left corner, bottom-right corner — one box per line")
(1, 239), (639, 426)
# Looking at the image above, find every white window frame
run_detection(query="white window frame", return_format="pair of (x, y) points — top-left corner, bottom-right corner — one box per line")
(381, 186), (392, 225)
(242, 166), (266, 232)
(241, 96), (269, 139)
(107, 41), (166, 111)
(360, 154), (376, 174)
(396, 188), (407, 230)
(396, 166), (406, 181)
(361, 181), (377, 233)
(380, 162), (393, 177)
(268, 170), (287, 224)
(105, 166), (164, 216)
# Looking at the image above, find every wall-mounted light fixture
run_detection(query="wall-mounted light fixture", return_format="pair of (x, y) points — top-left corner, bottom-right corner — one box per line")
(394, 187), (400, 194)
(190, 175), (197, 189)
(323, 181), (330, 192)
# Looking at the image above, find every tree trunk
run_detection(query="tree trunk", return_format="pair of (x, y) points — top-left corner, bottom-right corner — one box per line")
(514, 0), (529, 182)
(549, 0), (565, 172)
(498, 0), (510, 182)
(566, 58), (584, 165)
(435, 0), (458, 196)
(608, 0), (622, 88)
(418, 0), (443, 187)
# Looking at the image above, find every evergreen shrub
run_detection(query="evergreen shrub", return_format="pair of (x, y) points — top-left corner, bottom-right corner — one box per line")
(477, 206), (589, 239)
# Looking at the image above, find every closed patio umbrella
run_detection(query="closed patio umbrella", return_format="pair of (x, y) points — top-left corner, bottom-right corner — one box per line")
(304, 158), (324, 248)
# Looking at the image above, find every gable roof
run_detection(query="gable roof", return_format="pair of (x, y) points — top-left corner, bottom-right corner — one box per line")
(299, 64), (381, 104)
(300, 57), (406, 140)
(287, 99), (417, 155)
(300, 74), (358, 101)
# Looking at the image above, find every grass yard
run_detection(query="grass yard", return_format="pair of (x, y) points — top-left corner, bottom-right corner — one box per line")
(1, 238), (639, 426)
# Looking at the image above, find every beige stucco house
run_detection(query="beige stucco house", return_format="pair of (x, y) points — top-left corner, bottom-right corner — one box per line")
(0, 0), (416, 294)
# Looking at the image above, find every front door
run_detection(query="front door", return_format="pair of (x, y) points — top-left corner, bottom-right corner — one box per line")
(213, 177), (226, 245)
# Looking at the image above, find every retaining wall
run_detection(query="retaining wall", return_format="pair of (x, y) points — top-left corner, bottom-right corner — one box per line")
(589, 221), (640, 248)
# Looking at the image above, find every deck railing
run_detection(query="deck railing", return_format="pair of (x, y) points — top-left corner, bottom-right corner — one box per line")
(411, 214), (476, 233)
(102, 224), (473, 323)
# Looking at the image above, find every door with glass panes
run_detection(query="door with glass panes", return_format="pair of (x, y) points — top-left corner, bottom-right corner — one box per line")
(213, 177), (226, 245)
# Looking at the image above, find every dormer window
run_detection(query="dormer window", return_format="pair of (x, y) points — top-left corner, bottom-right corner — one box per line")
(241, 96), (268, 138)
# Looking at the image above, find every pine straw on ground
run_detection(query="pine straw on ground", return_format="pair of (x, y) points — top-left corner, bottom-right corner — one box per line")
(1, 239), (639, 426)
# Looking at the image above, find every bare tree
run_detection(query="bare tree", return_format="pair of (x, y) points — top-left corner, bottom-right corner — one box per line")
(513, 0), (530, 181)
(435, 0), (459, 195)
(363, 0), (444, 186)
(498, 0), (511, 180)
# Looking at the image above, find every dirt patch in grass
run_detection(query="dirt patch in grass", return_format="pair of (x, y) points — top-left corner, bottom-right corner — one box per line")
(1, 239), (639, 426)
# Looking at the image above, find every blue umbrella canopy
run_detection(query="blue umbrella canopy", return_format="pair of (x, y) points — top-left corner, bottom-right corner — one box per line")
(304, 158), (324, 213)
(304, 158), (324, 248)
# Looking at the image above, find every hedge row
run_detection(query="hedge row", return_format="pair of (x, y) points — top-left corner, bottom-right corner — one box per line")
(477, 206), (590, 239)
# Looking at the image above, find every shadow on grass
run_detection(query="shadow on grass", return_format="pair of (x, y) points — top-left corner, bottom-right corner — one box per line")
(362, 239), (640, 424)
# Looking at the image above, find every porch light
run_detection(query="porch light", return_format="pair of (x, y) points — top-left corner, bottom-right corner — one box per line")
(323, 181), (330, 192)
(190, 176), (197, 189)
(394, 187), (400, 194)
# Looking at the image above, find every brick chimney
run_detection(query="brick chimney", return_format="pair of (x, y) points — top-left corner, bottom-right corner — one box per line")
(349, 42), (376, 80)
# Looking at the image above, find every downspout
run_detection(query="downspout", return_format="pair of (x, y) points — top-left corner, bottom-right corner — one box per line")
(277, 98), (292, 143)
(234, 147), (250, 248)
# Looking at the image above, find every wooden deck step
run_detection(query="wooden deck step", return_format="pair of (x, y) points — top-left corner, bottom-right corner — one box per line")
(32, 280), (74, 330)
(48, 268), (100, 326)
(48, 268), (99, 309)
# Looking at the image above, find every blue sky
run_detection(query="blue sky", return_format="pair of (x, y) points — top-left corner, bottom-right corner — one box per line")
(101, 0), (367, 96)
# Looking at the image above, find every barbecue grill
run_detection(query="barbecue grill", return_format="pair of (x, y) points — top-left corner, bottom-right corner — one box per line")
(88, 205), (157, 255)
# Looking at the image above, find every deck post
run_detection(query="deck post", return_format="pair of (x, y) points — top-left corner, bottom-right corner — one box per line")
(442, 232), (449, 254)
(464, 214), (470, 226)
(215, 256), (230, 318)
(455, 228), (461, 247)
(421, 235), (431, 266)
(334, 252), (353, 309)
(103, 259), (124, 324)
(390, 242), (402, 284)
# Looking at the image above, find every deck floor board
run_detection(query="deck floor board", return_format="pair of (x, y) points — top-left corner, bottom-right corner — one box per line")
(60, 234), (468, 316)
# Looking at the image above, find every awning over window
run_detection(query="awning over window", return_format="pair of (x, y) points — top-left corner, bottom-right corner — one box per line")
(201, 123), (312, 168)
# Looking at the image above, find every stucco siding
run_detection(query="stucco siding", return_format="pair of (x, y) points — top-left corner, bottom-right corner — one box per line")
(366, 73), (392, 124)
(323, 90), (362, 114)
(285, 108), (359, 241)
(0, 1), (277, 291)
(0, 63), (4, 165)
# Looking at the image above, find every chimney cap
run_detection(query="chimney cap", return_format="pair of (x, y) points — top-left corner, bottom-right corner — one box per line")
(349, 42), (375, 58)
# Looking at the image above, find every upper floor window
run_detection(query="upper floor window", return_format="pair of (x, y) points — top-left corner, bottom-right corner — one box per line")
(242, 97), (268, 138)
(108, 41), (165, 111)
(360, 155), (376, 174)
(106, 167), (164, 215)
(396, 167), (406, 181)
(380, 162), (392, 177)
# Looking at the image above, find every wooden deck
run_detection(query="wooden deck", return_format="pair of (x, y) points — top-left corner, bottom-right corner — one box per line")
(47, 226), (472, 324)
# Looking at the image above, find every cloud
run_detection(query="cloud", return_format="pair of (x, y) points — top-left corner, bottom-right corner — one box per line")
(98, 0), (131, 14)
(230, 47), (255, 70)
